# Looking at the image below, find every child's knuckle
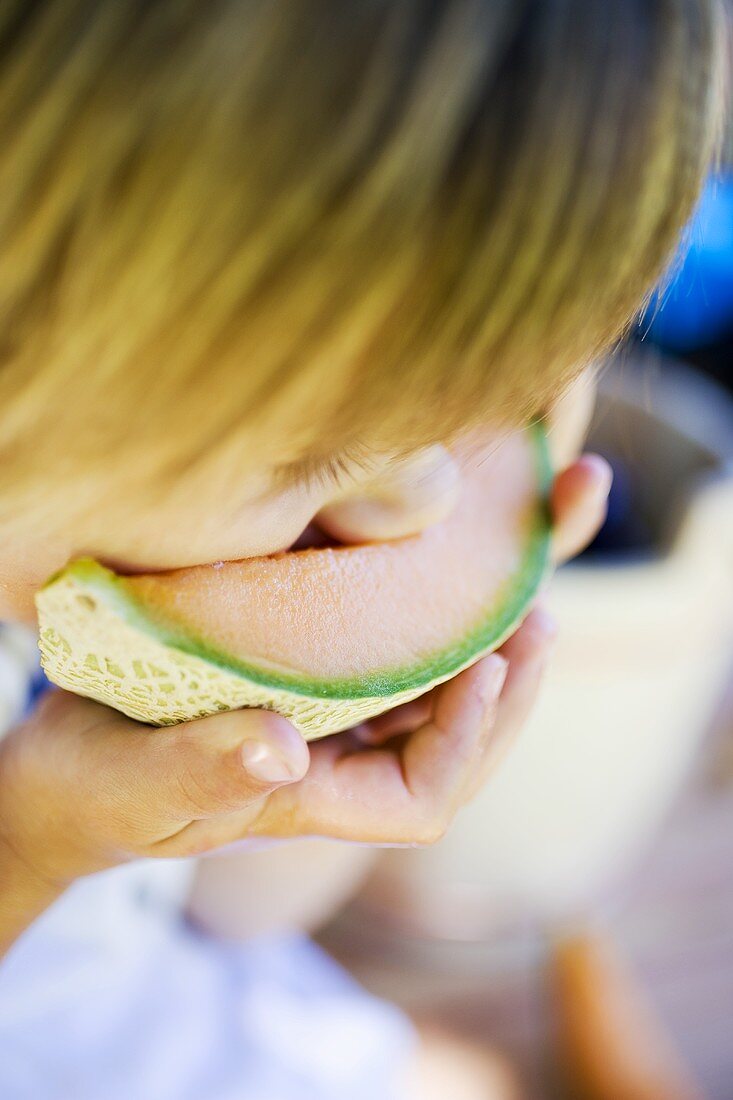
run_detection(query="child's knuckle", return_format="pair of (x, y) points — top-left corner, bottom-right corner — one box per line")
(175, 765), (220, 816)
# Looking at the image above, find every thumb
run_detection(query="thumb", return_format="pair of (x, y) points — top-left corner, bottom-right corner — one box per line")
(147, 710), (310, 826)
(0, 693), (310, 882)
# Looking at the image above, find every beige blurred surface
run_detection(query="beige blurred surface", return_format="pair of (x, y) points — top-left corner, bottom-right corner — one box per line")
(320, 681), (733, 1098)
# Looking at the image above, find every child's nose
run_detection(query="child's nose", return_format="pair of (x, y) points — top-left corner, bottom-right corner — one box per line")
(316, 446), (460, 543)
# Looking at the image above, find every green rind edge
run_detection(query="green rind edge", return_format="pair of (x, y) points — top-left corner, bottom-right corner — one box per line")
(44, 426), (553, 701)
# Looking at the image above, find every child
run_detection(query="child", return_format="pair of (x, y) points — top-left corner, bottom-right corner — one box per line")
(0, 1), (725, 1097)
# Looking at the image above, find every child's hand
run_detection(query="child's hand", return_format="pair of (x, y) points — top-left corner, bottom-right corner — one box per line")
(0, 611), (551, 893)
(0, 452), (609, 948)
(552, 451), (611, 562)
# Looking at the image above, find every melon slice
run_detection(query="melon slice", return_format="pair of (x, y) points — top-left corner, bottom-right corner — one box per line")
(36, 427), (552, 740)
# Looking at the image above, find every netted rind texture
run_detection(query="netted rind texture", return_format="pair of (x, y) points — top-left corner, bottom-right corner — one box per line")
(36, 573), (439, 740)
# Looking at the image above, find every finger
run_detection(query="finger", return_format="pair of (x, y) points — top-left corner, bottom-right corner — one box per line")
(145, 710), (310, 836)
(39, 694), (311, 840)
(401, 654), (508, 811)
(353, 606), (557, 750)
(352, 695), (433, 746)
(242, 653), (508, 846)
(552, 453), (612, 563)
(463, 607), (557, 800)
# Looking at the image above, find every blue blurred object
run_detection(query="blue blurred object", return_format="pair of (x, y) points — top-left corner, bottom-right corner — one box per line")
(579, 454), (653, 559)
(26, 663), (52, 712)
(640, 174), (733, 352)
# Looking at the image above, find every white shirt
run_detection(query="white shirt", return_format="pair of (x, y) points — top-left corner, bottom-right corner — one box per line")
(0, 624), (412, 1100)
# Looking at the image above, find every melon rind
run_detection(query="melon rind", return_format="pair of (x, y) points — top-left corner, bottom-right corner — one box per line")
(36, 428), (552, 740)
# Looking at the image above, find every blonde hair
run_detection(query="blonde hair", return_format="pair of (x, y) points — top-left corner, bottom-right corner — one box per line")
(0, 0), (727, 524)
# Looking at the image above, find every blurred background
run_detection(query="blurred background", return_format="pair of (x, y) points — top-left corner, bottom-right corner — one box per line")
(314, 128), (733, 1096)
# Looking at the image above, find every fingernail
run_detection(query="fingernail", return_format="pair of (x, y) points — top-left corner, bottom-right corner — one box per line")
(581, 454), (613, 500)
(241, 740), (299, 784)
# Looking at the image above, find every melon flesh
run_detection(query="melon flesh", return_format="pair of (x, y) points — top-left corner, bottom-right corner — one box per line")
(36, 427), (551, 740)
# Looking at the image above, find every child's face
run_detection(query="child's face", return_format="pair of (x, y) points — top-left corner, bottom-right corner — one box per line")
(1, 429), (462, 623)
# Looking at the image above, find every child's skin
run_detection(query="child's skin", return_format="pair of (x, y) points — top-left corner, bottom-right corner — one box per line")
(0, 384), (610, 957)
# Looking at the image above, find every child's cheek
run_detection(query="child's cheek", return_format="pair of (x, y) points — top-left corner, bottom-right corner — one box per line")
(0, 539), (71, 623)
